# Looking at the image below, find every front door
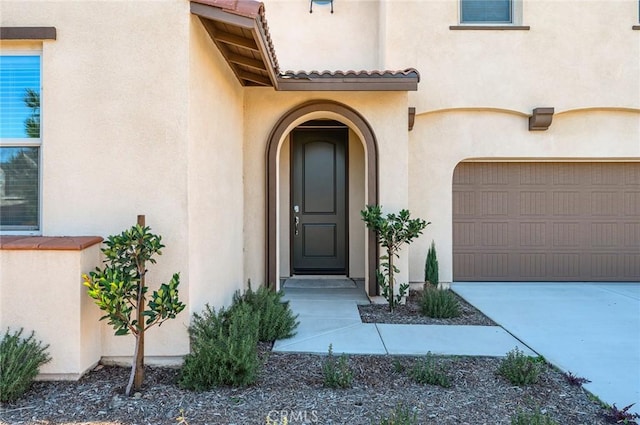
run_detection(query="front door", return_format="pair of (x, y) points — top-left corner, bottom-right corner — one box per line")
(291, 126), (348, 274)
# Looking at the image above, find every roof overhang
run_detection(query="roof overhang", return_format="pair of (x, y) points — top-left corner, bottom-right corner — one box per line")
(191, 0), (280, 87)
(190, 0), (419, 92)
(277, 70), (419, 91)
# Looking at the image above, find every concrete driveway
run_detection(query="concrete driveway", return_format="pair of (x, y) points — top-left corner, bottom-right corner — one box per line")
(452, 282), (640, 415)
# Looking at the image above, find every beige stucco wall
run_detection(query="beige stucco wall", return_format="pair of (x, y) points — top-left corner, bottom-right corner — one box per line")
(0, 246), (102, 379)
(264, 0), (381, 71)
(261, 0), (639, 285)
(187, 15), (245, 314)
(0, 0), (248, 366)
(409, 110), (640, 283)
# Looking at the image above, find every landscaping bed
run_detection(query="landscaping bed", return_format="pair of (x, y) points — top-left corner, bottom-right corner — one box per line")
(358, 289), (496, 326)
(1, 344), (612, 425)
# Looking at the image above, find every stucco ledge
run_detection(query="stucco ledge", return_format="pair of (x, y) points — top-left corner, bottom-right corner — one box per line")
(0, 236), (103, 251)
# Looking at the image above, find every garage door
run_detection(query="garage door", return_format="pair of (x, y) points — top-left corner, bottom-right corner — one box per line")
(453, 162), (640, 281)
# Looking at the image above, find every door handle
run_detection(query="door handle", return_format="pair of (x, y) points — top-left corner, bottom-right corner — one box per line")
(294, 216), (300, 236)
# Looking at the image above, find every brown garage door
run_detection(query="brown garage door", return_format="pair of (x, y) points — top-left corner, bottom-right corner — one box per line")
(453, 162), (640, 281)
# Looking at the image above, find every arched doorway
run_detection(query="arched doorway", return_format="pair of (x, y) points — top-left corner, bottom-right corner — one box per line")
(266, 100), (379, 295)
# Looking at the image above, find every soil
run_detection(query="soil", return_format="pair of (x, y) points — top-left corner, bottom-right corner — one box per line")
(0, 291), (617, 425)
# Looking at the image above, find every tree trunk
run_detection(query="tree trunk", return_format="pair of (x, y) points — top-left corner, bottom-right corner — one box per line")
(387, 246), (395, 312)
(125, 214), (146, 396)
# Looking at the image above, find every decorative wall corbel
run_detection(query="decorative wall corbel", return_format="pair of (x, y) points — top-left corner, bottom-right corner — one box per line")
(529, 107), (554, 131)
(408, 107), (416, 131)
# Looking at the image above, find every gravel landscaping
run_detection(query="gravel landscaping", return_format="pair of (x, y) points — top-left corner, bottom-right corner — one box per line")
(0, 290), (615, 425)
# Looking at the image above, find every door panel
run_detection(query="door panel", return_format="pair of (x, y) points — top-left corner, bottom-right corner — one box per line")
(291, 128), (347, 273)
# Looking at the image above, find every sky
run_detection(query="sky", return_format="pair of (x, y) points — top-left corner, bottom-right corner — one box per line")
(0, 55), (41, 139)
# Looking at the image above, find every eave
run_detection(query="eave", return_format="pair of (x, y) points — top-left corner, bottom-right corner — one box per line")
(190, 0), (419, 92)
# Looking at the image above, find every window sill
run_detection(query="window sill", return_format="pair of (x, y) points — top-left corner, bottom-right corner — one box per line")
(633, 25), (640, 30)
(0, 236), (103, 251)
(450, 25), (530, 30)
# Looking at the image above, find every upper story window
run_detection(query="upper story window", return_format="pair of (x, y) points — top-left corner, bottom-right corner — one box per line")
(460, 0), (514, 24)
(0, 54), (41, 232)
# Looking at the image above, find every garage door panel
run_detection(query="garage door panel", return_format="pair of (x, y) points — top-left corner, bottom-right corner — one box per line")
(519, 253), (547, 278)
(624, 192), (640, 215)
(552, 222), (580, 247)
(519, 222), (546, 247)
(481, 191), (509, 215)
(551, 253), (581, 279)
(453, 162), (640, 282)
(520, 191), (547, 215)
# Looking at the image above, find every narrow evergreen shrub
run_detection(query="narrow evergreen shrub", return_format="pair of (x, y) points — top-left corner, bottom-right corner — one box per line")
(410, 352), (451, 388)
(376, 403), (419, 425)
(498, 347), (544, 386)
(419, 287), (460, 318)
(511, 409), (559, 425)
(0, 328), (51, 402)
(322, 344), (353, 389)
(424, 240), (439, 287)
(231, 282), (299, 342)
(179, 303), (259, 390)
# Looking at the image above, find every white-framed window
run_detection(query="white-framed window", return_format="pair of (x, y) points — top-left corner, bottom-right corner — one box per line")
(0, 52), (42, 233)
(460, 0), (522, 24)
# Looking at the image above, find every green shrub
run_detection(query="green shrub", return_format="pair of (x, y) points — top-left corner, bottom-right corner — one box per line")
(410, 352), (451, 388)
(424, 240), (439, 287)
(0, 328), (51, 402)
(419, 287), (460, 318)
(179, 303), (260, 390)
(322, 344), (353, 389)
(511, 409), (559, 425)
(498, 347), (543, 386)
(230, 281), (298, 342)
(375, 403), (419, 425)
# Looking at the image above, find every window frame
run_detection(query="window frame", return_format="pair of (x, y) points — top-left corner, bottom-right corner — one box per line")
(0, 49), (43, 235)
(458, 0), (524, 26)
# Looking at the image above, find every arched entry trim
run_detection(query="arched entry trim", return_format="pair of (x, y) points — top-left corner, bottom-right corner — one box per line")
(266, 100), (379, 295)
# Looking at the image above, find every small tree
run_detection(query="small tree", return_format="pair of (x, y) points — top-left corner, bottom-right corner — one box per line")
(361, 205), (429, 311)
(83, 216), (185, 396)
(425, 240), (439, 287)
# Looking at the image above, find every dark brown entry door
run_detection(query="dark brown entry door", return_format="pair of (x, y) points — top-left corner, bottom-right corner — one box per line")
(291, 128), (348, 274)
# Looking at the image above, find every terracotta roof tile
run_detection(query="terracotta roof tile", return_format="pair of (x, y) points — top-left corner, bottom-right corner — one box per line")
(280, 68), (420, 81)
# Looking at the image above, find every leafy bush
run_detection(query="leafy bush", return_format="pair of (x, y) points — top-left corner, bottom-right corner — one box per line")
(322, 344), (353, 389)
(563, 371), (591, 387)
(410, 352), (451, 388)
(607, 403), (639, 425)
(419, 287), (460, 318)
(179, 303), (260, 390)
(511, 409), (559, 425)
(230, 282), (298, 342)
(83, 219), (185, 395)
(0, 328), (51, 402)
(424, 240), (439, 287)
(375, 403), (419, 425)
(498, 347), (543, 385)
(361, 205), (429, 312)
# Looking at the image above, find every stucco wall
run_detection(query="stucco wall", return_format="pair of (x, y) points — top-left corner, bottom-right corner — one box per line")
(263, 0), (381, 71)
(409, 110), (640, 283)
(380, 0), (640, 113)
(187, 15), (245, 314)
(0, 246), (102, 379)
(2, 0), (197, 361)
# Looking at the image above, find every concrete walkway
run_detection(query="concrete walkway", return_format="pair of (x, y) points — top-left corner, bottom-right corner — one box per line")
(273, 286), (535, 357)
(453, 282), (640, 415)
